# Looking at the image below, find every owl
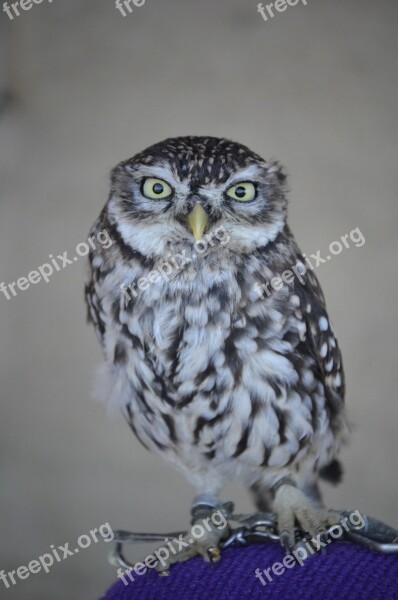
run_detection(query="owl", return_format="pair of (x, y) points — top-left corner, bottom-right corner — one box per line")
(85, 136), (348, 563)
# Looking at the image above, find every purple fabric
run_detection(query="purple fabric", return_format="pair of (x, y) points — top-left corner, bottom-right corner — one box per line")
(101, 542), (398, 600)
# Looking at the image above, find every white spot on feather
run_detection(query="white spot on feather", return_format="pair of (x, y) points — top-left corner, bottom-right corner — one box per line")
(319, 316), (329, 331)
(320, 342), (328, 358)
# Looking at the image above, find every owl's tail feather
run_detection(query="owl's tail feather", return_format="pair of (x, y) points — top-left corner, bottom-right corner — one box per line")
(251, 459), (343, 511)
(319, 459), (343, 485)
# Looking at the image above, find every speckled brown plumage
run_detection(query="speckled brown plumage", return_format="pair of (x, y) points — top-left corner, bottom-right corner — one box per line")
(85, 136), (348, 508)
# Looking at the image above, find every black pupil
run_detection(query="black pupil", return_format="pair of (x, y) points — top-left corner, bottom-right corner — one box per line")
(235, 186), (246, 198)
(153, 182), (164, 195)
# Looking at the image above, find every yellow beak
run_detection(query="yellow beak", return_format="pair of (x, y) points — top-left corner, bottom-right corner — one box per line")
(187, 204), (209, 242)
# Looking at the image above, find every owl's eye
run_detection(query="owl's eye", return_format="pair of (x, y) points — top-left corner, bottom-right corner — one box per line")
(142, 178), (173, 200)
(226, 182), (256, 202)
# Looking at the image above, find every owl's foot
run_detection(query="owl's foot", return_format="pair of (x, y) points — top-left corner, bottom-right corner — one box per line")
(273, 482), (340, 551)
(154, 502), (232, 574)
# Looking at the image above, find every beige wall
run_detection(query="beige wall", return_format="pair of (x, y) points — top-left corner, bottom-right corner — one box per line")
(1, 0), (397, 598)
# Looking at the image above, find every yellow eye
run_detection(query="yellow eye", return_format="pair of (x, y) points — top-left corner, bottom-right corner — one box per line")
(142, 178), (173, 199)
(226, 182), (256, 202)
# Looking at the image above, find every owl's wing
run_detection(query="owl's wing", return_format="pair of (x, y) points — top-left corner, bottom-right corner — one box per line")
(293, 264), (345, 425)
(85, 274), (106, 345)
(84, 217), (109, 348)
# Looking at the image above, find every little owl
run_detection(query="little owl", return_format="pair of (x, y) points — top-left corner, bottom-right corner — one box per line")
(85, 136), (348, 564)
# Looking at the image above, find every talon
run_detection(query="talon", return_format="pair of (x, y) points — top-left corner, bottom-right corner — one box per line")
(149, 503), (230, 569)
(319, 530), (328, 549)
(310, 529), (329, 554)
(274, 484), (338, 547)
(280, 529), (295, 553)
(206, 546), (221, 562)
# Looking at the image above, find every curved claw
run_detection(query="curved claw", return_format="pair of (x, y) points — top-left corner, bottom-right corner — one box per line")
(279, 529), (295, 553)
(206, 546), (221, 562)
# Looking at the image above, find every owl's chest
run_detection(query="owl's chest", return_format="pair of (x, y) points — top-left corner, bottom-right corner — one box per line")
(117, 266), (317, 465)
(129, 276), (243, 380)
(122, 261), (298, 403)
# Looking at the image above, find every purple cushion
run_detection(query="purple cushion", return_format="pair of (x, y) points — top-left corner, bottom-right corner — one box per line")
(101, 542), (398, 600)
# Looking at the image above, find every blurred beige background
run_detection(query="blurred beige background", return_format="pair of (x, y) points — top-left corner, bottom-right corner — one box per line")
(0, 0), (397, 598)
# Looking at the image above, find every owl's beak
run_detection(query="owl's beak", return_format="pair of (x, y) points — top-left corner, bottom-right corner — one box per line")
(187, 204), (209, 242)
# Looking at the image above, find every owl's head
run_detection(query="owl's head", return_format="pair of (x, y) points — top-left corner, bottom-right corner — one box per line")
(108, 136), (288, 257)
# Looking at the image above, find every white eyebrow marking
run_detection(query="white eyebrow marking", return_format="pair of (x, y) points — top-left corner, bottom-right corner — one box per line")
(226, 165), (264, 185)
(133, 163), (179, 183)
